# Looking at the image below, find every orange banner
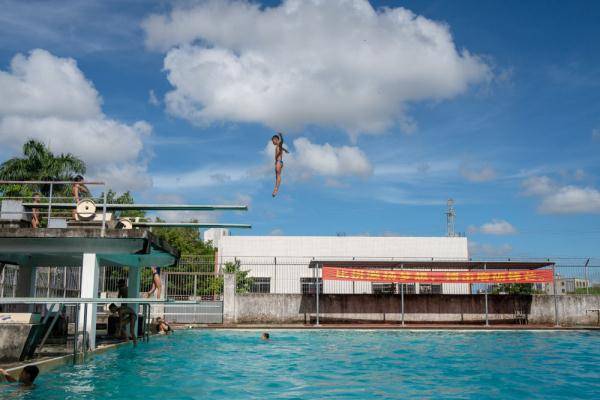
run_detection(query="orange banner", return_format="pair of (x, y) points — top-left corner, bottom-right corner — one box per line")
(322, 266), (553, 284)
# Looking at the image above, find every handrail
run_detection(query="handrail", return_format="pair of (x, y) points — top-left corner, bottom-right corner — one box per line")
(0, 180), (105, 185)
(22, 203), (248, 211)
(0, 297), (203, 304)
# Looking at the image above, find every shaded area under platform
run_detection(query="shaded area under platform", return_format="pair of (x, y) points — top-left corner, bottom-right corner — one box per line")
(0, 227), (179, 268)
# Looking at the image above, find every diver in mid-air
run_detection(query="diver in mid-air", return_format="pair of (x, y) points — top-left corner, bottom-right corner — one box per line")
(271, 132), (289, 197)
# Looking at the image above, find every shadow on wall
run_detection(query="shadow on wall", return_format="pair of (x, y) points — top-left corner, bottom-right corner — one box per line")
(297, 294), (533, 324)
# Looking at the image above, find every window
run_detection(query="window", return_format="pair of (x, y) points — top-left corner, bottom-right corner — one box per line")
(419, 284), (442, 294)
(301, 278), (323, 294)
(251, 277), (271, 293)
(372, 283), (396, 294)
(399, 284), (416, 294)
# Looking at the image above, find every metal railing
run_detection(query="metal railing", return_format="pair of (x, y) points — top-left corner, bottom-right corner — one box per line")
(217, 256), (600, 296)
(1, 257), (599, 328)
(0, 180), (108, 235)
(2, 257), (597, 299)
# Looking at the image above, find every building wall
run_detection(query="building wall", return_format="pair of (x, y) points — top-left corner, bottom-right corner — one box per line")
(218, 236), (470, 294)
(544, 278), (590, 295)
(203, 228), (230, 249)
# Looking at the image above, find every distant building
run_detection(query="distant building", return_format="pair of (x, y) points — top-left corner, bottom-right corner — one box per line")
(203, 228), (230, 248)
(218, 236), (470, 295)
(544, 277), (589, 295)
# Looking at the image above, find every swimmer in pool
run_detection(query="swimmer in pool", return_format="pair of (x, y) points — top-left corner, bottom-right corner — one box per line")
(261, 332), (270, 340)
(156, 317), (172, 335)
(0, 365), (39, 387)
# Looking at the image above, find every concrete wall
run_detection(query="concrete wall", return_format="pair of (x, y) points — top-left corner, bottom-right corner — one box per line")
(529, 295), (600, 325)
(229, 293), (600, 326)
(0, 324), (37, 362)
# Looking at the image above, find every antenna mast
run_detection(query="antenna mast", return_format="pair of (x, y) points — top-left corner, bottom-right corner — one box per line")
(446, 198), (456, 237)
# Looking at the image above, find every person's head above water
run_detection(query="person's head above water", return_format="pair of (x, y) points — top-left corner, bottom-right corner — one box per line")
(261, 332), (270, 340)
(19, 365), (39, 386)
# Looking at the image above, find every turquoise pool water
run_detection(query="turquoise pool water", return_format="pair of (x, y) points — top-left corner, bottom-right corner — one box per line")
(2, 330), (599, 399)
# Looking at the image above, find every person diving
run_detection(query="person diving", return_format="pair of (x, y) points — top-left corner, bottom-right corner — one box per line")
(271, 132), (289, 197)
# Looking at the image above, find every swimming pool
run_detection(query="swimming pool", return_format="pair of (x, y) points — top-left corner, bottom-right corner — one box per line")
(2, 329), (599, 399)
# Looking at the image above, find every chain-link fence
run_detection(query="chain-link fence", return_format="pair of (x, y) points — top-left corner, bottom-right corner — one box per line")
(2, 258), (597, 298)
(219, 256), (600, 296)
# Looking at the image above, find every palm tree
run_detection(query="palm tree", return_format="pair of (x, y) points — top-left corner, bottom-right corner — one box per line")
(0, 140), (86, 198)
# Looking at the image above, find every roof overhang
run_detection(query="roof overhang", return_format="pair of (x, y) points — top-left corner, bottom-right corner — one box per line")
(0, 228), (179, 268)
(309, 260), (555, 270)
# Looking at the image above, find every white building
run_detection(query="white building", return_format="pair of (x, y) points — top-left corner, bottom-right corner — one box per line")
(203, 228), (230, 248)
(218, 236), (470, 295)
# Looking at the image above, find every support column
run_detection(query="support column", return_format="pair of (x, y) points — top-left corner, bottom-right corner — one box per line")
(400, 264), (405, 326)
(553, 266), (559, 327)
(484, 263), (489, 327)
(15, 262), (37, 312)
(128, 267), (141, 337)
(223, 273), (236, 324)
(79, 253), (99, 350)
(315, 264), (320, 326)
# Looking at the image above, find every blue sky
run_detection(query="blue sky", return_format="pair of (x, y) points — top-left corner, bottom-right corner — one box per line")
(0, 0), (599, 259)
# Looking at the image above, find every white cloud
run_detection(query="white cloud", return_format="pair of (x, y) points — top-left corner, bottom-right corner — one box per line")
(0, 49), (152, 191)
(143, 0), (490, 137)
(0, 50), (100, 118)
(289, 138), (373, 178)
(460, 164), (496, 182)
(153, 136), (371, 192)
(258, 137), (373, 182)
(96, 163), (153, 192)
(153, 194), (219, 223)
(153, 165), (250, 190)
(521, 176), (556, 196)
(148, 90), (160, 106)
(269, 228), (284, 236)
(469, 219), (517, 235)
(522, 175), (600, 214)
(468, 242), (513, 258)
(593, 128), (600, 141)
(0, 116), (148, 166)
(539, 186), (600, 214)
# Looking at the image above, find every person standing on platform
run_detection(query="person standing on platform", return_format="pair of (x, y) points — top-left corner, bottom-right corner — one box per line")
(146, 266), (162, 299)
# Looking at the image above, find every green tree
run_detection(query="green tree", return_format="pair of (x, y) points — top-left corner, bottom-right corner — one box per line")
(492, 283), (534, 295)
(152, 221), (215, 257)
(199, 261), (254, 295)
(224, 260), (254, 293)
(0, 140), (86, 198)
(99, 189), (147, 219)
